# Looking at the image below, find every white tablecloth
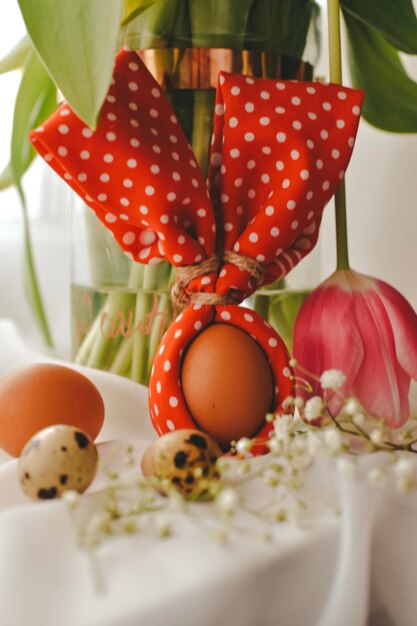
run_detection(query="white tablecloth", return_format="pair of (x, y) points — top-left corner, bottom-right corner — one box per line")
(0, 320), (416, 626)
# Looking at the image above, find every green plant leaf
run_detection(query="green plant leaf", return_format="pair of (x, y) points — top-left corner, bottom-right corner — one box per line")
(19, 186), (54, 348)
(246, 0), (315, 58)
(125, 0), (191, 49)
(344, 12), (417, 133)
(0, 164), (14, 191)
(122, 0), (159, 26)
(188, 0), (253, 49)
(9, 50), (56, 346)
(10, 50), (56, 183)
(16, 0), (123, 127)
(341, 0), (417, 54)
(0, 35), (32, 74)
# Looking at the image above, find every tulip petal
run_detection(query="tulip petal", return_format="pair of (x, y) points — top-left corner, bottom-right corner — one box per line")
(375, 278), (417, 381)
(293, 272), (364, 415)
(351, 287), (410, 428)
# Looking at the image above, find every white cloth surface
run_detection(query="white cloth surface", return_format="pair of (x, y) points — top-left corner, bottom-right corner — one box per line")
(0, 320), (416, 626)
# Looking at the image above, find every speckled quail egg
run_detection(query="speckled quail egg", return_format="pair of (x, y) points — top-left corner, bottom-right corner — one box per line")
(141, 429), (222, 500)
(19, 425), (98, 501)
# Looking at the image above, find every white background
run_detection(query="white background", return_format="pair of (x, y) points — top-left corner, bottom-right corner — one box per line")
(0, 1), (416, 358)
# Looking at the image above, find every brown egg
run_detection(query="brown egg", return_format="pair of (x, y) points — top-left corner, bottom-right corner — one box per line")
(141, 429), (222, 499)
(0, 364), (104, 457)
(181, 324), (274, 450)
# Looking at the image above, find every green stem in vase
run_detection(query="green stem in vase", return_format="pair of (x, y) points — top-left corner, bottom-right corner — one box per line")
(327, 0), (350, 271)
(131, 264), (161, 384)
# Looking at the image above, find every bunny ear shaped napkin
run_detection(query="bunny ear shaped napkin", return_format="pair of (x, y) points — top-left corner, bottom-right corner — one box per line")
(30, 48), (363, 451)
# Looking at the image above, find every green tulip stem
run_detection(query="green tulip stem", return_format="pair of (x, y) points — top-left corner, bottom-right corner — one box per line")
(328, 0), (350, 271)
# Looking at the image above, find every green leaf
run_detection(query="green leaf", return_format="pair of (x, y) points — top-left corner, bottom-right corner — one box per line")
(16, 0), (123, 127)
(188, 0), (253, 49)
(246, 0), (315, 58)
(10, 50), (56, 182)
(122, 0), (159, 26)
(0, 164), (14, 191)
(125, 0), (191, 49)
(0, 35), (32, 75)
(19, 187), (54, 348)
(341, 0), (417, 54)
(9, 50), (56, 347)
(344, 12), (417, 133)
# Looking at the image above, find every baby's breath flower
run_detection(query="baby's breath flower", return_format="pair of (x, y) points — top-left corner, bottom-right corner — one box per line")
(294, 397), (304, 410)
(344, 397), (361, 416)
(320, 369), (346, 390)
(396, 475), (417, 493)
(62, 490), (80, 509)
(394, 458), (414, 478)
(236, 437), (253, 456)
(274, 414), (295, 440)
(263, 469), (280, 487)
(268, 437), (281, 454)
(282, 395), (294, 410)
(304, 396), (324, 422)
(157, 519), (172, 538)
(367, 468), (387, 487)
(370, 429), (385, 446)
(337, 456), (357, 478)
(306, 431), (323, 455)
(324, 428), (343, 452)
(217, 488), (239, 516)
(352, 412), (366, 426)
(289, 358), (298, 367)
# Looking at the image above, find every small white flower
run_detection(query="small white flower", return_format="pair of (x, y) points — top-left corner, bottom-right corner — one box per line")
(352, 412), (366, 426)
(268, 437), (282, 453)
(367, 468), (387, 487)
(344, 397), (361, 416)
(294, 397), (304, 410)
(282, 395), (294, 410)
(394, 458), (414, 478)
(370, 429), (384, 446)
(217, 488), (239, 515)
(320, 369), (346, 390)
(307, 431), (323, 455)
(263, 469), (280, 487)
(304, 396), (323, 422)
(396, 475), (417, 493)
(274, 414), (295, 440)
(156, 518), (171, 537)
(62, 490), (80, 509)
(337, 456), (357, 478)
(324, 428), (343, 452)
(236, 437), (252, 455)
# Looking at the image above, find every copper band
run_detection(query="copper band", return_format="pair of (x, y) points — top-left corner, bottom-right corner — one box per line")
(138, 48), (314, 90)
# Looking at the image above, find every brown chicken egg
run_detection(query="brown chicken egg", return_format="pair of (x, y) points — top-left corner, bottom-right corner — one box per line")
(180, 324), (274, 450)
(0, 364), (104, 457)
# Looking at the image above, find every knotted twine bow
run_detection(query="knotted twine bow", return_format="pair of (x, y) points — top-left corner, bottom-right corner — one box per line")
(30, 49), (364, 448)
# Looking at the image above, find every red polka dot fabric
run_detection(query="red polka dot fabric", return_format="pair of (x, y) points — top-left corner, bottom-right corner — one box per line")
(30, 48), (364, 301)
(30, 48), (364, 451)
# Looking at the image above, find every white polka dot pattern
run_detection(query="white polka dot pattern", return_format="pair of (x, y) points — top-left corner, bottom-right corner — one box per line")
(31, 49), (363, 303)
(30, 51), (215, 268)
(208, 72), (364, 299)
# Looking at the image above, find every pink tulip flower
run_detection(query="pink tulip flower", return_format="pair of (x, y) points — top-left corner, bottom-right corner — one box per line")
(293, 269), (417, 428)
